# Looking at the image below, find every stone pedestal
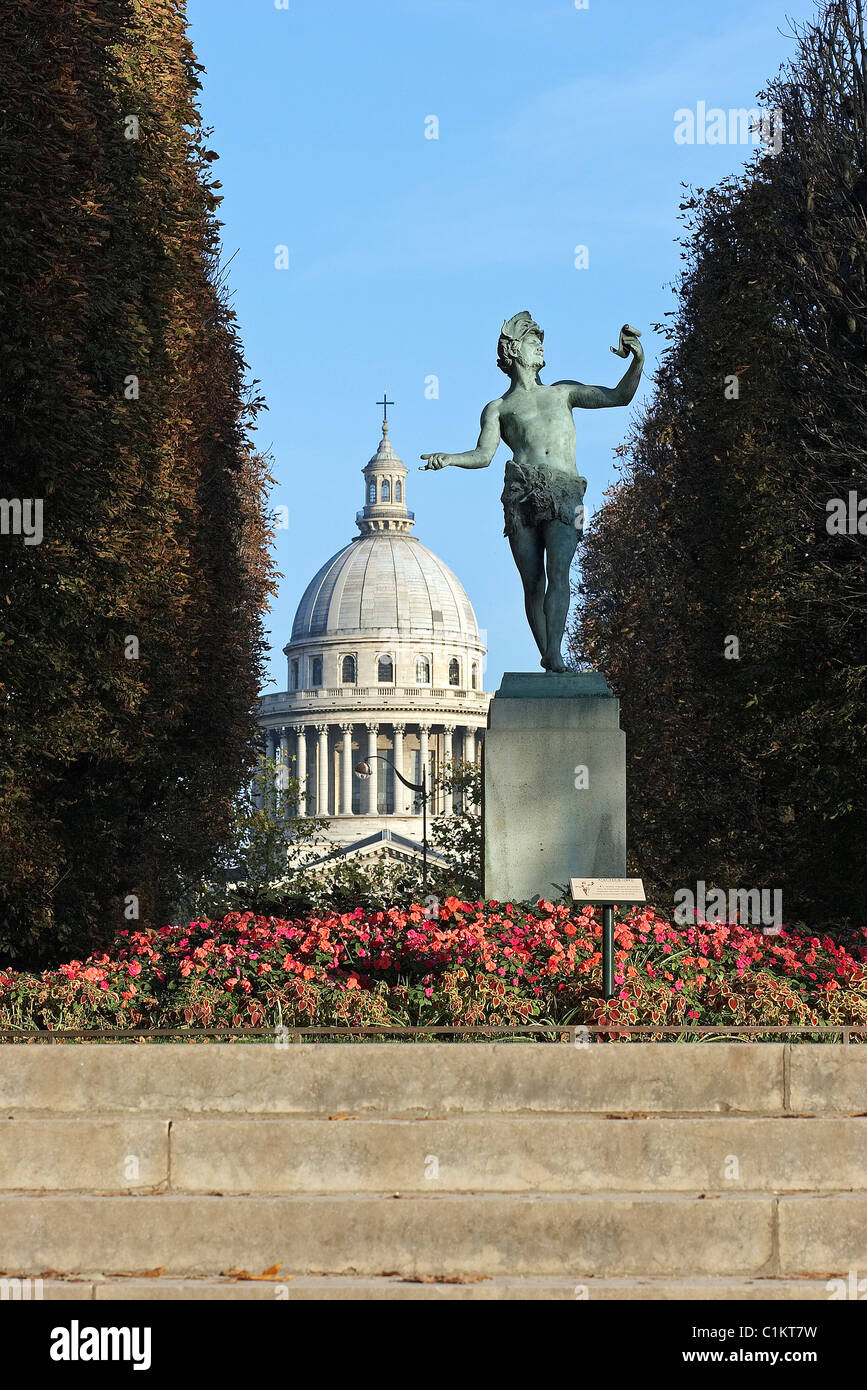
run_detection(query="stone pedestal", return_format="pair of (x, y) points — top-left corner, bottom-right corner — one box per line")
(483, 671), (626, 903)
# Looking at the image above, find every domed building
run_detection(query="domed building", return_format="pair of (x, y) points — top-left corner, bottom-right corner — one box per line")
(259, 415), (490, 867)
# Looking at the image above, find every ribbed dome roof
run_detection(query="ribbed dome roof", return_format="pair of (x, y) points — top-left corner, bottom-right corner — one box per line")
(290, 533), (480, 642)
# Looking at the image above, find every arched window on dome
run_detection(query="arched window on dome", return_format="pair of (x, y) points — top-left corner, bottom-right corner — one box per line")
(367, 480), (377, 504)
(381, 480), (391, 502)
(448, 658), (460, 687)
(341, 654), (356, 685)
(309, 655), (322, 688)
(377, 655), (394, 684)
(471, 662), (479, 690)
(290, 659), (299, 690)
(416, 656), (431, 684)
(395, 481), (402, 502)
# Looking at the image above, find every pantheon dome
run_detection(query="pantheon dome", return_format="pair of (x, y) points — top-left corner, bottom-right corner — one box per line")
(259, 417), (490, 861)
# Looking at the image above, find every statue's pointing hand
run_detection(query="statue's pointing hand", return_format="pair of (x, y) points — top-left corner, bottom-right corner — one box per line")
(610, 324), (643, 360)
(420, 454), (449, 471)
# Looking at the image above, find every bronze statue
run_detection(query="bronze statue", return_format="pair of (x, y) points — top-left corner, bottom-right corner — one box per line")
(421, 312), (643, 672)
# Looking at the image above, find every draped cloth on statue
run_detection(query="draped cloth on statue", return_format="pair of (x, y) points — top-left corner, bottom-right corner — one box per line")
(500, 460), (587, 538)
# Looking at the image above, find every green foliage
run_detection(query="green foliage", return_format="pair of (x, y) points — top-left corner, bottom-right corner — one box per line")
(0, 1), (276, 968)
(263, 858), (427, 920)
(176, 757), (327, 918)
(569, 0), (867, 926)
(428, 758), (483, 903)
(180, 757), (483, 921)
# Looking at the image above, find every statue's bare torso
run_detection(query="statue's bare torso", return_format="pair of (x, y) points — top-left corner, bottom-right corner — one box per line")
(493, 383), (580, 477)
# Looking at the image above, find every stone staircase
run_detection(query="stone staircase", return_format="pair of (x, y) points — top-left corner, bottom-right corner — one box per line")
(0, 1043), (864, 1300)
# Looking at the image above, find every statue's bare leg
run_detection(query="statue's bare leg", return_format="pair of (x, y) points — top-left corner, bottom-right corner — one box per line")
(508, 523), (546, 658)
(540, 519), (579, 672)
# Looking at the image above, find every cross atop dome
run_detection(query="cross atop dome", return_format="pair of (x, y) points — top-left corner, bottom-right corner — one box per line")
(376, 390), (394, 425)
(356, 401), (414, 536)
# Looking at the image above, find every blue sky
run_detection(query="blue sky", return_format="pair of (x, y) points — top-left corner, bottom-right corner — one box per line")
(186, 0), (816, 693)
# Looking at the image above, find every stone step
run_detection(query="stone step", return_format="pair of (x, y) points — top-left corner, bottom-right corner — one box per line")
(0, 1042), (784, 1114)
(2, 1115), (864, 1194)
(168, 1114), (867, 1194)
(1, 1192), (865, 1279)
(17, 1275), (848, 1301)
(2, 1043), (862, 1116)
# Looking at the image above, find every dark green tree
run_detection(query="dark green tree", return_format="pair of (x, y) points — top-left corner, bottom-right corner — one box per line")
(570, 0), (866, 926)
(0, 0), (275, 965)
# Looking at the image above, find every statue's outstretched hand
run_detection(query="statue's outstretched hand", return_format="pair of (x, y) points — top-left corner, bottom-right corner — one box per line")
(610, 324), (643, 361)
(420, 454), (450, 470)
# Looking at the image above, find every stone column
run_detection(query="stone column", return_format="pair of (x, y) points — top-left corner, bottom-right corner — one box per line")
(443, 725), (455, 814)
(253, 732), (266, 808)
(266, 728), (278, 761)
(418, 724), (430, 815)
(464, 726), (475, 766)
(316, 723), (329, 816)
(365, 724), (379, 814)
(392, 723), (406, 814)
(293, 725), (307, 812)
(340, 723), (354, 815)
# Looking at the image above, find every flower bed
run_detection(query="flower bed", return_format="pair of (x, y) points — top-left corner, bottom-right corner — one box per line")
(1, 901), (865, 1038)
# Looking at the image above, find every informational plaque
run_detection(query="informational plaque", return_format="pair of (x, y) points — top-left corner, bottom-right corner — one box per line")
(569, 877), (646, 906)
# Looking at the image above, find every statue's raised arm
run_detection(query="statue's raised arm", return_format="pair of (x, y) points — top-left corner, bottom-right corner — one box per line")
(556, 324), (645, 410)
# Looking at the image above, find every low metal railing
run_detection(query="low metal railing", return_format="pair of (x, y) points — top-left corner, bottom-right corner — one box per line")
(1, 1025), (864, 1043)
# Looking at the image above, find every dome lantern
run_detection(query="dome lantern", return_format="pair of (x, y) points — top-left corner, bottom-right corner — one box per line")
(357, 400), (413, 535)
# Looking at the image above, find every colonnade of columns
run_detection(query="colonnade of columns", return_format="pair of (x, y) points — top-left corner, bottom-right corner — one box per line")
(263, 720), (480, 817)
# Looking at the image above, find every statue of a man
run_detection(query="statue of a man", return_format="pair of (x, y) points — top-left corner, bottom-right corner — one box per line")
(421, 311), (644, 672)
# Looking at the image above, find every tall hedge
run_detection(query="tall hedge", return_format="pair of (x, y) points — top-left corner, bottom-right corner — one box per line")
(570, 0), (867, 926)
(0, 0), (275, 966)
